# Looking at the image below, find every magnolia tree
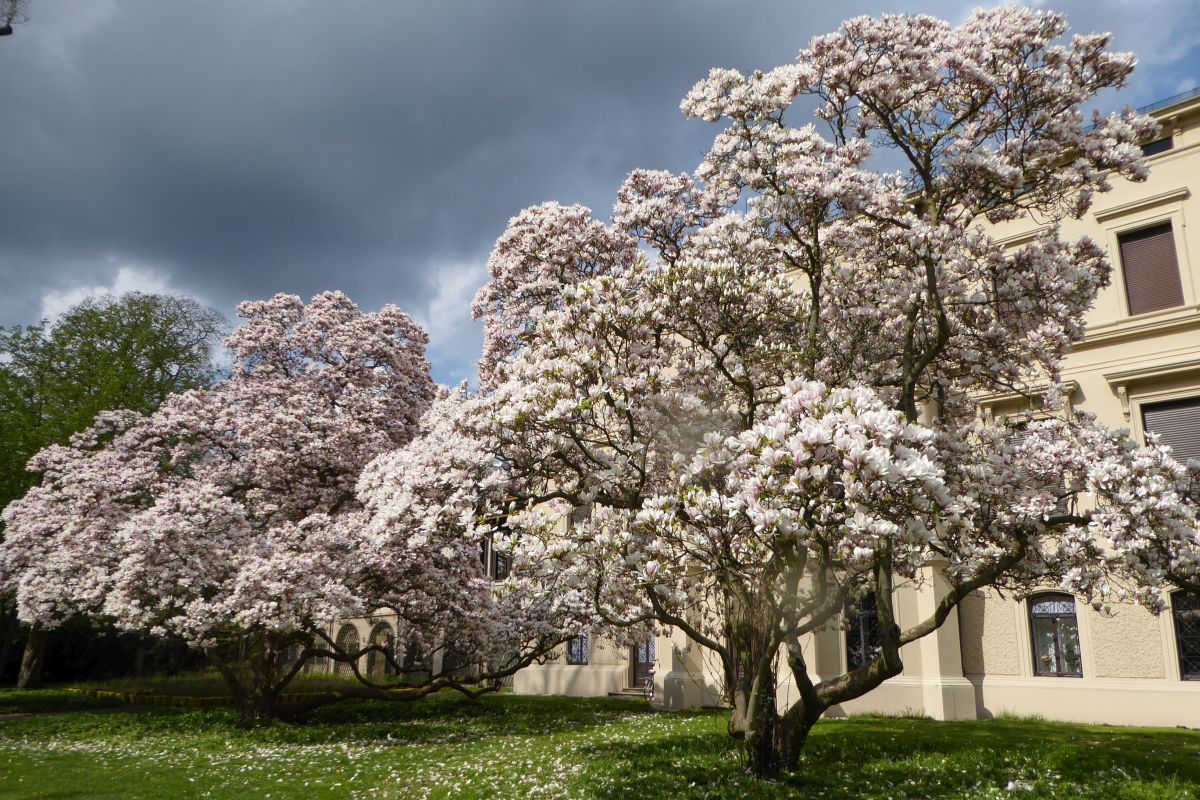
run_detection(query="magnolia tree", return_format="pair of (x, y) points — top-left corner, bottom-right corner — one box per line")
(468, 8), (1199, 776)
(0, 292), (587, 717)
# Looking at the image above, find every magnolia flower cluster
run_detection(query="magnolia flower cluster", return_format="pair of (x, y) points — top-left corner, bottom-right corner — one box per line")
(0, 292), (436, 646)
(471, 202), (637, 384)
(349, 388), (591, 663)
(559, 383), (960, 638)
(464, 15), (1194, 760)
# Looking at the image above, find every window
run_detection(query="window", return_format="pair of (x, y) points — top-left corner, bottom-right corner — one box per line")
(1119, 222), (1184, 316)
(441, 644), (474, 678)
(399, 638), (430, 686)
(334, 624), (360, 677)
(1141, 136), (1174, 157)
(492, 551), (511, 580)
(1142, 396), (1200, 466)
(845, 594), (882, 670)
(1007, 421), (1070, 515)
(366, 622), (396, 680)
(1171, 591), (1200, 680)
(1028, 594), (1083, 677)
(566, 635), (589, 665)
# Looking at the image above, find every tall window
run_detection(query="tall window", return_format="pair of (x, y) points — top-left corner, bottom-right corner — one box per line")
(1171, 591), (1200, 680)
(1119, 222), (1184, 316)
(366, 622), (396, 680)
(334, 624), (360, 677)
(566, 635), (589, 665)
(1142, 396), (1200, 466)
(442, 643), (473, 679)
(845, 595), (882, 670)
(1029, 594), (1083, 677)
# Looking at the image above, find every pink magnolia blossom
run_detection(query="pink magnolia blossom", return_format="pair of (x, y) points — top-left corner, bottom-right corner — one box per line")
(469, 8), (1190, 776)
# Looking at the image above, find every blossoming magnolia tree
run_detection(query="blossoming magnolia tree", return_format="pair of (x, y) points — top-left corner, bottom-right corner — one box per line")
(469, 8), (1199, 776)
(0, 292), (587, 718)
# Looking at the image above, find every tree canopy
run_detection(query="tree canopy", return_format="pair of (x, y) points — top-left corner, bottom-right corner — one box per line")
(0, 292), (226, 512)
(462, 7), (1199, 776)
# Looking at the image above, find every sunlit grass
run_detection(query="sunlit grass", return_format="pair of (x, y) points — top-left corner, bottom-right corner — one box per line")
(0, 684), (1197, 799)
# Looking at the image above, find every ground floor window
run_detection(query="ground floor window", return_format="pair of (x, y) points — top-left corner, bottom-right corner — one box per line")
(366, 622), (396, 679)
(1171, 591), (1200, 680)
(845, 594), (881, 670)
(567, 635), (589, 665)
(335, 624), (360, 677)
(1029, 594), (1082, 677)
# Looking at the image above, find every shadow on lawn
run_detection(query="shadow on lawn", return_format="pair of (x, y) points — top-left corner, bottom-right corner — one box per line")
(296, 693), (654, 744)
(573, 716), (1200, 800)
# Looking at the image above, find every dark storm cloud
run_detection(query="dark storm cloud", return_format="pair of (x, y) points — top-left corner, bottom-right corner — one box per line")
(1, 1), (1197, 383)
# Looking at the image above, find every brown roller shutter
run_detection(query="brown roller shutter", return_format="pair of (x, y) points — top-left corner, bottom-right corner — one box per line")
(1120, 222), (1184, 316)
(1142, 396), (1200, 465)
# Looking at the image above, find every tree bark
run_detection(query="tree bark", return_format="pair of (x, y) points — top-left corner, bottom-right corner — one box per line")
(0, 599), (17, 683)
(17, 623), (46, 689)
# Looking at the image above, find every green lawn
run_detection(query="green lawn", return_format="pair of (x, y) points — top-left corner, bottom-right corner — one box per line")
(0, 688), (1197, 799)
(0, 671), (385, 714)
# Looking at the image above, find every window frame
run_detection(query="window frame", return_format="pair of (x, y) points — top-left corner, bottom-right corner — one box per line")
(1138, 393), (1200, 467)
(1171, 590), (1200, 681)
(1027, 593), (1084, 678)
(844, 594), (882, 672)
(566, 635), (590, 666)
(1140, 136), (1175, 157)
(1131, 387), (1200, 449)
(1105, 208), (1193, 320)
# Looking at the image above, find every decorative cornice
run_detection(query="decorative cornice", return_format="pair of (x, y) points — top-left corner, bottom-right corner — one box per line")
(1074, 305), (1200, 351)
(994, 225), (1052, 249)
(1093, 187), (1190, 222)
(975, 380), (1079, 409)
(1104, 357), (1200, 419)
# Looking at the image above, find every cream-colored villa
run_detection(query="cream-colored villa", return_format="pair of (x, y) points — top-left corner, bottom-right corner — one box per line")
(512, 89), (1200, 727)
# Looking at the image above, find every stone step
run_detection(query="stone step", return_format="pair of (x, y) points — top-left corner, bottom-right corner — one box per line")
(607, 688), (650, 700)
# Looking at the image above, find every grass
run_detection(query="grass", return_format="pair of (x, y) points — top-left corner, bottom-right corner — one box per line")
(0, 670), (372, 714)
(0, 680), (1197, 799)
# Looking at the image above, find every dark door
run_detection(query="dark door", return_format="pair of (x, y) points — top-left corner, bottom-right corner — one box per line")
(632, 638), (655, 687)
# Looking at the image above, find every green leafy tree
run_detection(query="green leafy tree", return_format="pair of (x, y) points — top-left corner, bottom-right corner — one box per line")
(0, 292), (227, 686)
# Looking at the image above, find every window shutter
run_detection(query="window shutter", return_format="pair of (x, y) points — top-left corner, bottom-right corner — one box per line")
(1142, 396), (1200, 465)
(1120, 223), (1184, 316)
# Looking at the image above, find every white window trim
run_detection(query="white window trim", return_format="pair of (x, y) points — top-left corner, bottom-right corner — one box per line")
(1103, 207), (1194, 317)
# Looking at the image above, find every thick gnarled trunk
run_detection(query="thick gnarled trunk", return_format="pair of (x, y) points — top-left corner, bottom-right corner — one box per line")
(728, 666), (821, 778)
(205, 634), (296, 722)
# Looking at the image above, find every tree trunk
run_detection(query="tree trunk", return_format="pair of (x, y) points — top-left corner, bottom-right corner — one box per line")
(132, 635), (147, 678)
(0, 599), (17, 683)
(17, 623), (46, 689)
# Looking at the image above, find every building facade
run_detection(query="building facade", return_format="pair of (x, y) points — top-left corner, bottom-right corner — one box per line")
(513, 89), (1200, 727)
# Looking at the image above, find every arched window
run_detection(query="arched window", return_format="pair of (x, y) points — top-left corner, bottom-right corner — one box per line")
(366, 622), (396, 680)
(1028, 594), (1082, 677)
(845, 594), (881, 671)
(1171, 591), (1200, 680)
(335, 624), (361, 677)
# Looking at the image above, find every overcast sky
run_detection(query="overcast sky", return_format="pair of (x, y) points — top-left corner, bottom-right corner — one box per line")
(2, 1), (1197, 384)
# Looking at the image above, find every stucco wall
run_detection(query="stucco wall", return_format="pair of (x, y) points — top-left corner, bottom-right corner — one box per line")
(1086, 603), (1166, 679)
(959, 590), (1021, 677)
